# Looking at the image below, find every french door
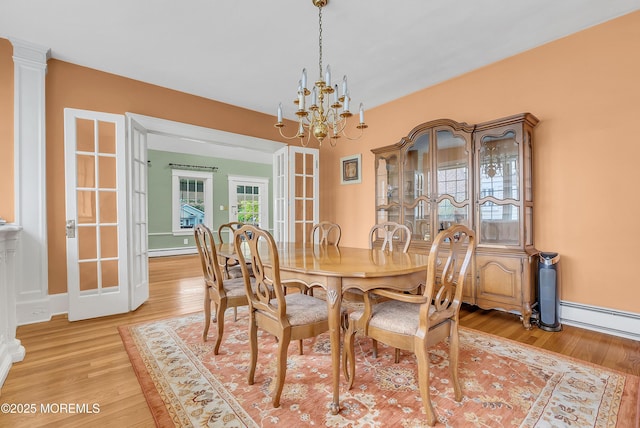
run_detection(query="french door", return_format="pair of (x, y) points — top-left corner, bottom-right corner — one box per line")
(64, 109), (149, 320)
(273, 146), (319, 243)
(228, 175), (269, 237)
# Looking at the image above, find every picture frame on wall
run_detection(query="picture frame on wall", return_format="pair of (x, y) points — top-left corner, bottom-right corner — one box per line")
(340, 154), (362, 185)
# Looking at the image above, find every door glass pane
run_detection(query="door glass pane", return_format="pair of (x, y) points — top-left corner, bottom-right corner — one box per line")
(98, 156), (116, 189)
(77, 155), (95, 188)
(479, 201), (520, 245)
(404, 199), (431, 241)
(479, 131), (519, 201)
(101, 260), (119, 289)
(79, 262), (98, 291)
(76, 118), (95, 152)
(405, 133), (430, 198)
(77, 191), (96, 224)
(436, 130), (468, 202)
(97, 121), (116, 155)
(78, 226), (97, 260)
(99, 191), (117, 223)
(100, 225), (118, 258)
(376, 153), (399, 206)
(237, 183), (260, 225)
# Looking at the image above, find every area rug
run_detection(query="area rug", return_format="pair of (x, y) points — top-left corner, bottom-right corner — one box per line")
(119, 308), (639, 427)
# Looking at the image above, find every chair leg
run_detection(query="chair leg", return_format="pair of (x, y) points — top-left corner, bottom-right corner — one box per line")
(298, 339), (304, 355)
(342, 322), (357, 389)
(449, 324), (463, 402)
(213, 301), (226, 355)
(415, 340), (437, 426)
(247, 314), (258, 386)
(233, 307), (237, 322)
(372, 339), (378, 358)
(394, 348), (400, 363)
(273, 330), (291, 408)
(202, 292), (211, 342)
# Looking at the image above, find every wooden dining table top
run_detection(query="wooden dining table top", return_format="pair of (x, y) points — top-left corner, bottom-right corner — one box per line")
(217, 241), (430, 279)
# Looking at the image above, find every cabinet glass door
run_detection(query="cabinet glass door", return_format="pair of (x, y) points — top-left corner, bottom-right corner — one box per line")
(435, 129), (471, 234)
(375, 152), (400, 224)
(402, 133), (431, 242)
(478, 130), (520, 245)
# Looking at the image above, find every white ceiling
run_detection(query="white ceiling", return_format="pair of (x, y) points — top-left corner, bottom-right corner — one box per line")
(1, 0), (638, 121)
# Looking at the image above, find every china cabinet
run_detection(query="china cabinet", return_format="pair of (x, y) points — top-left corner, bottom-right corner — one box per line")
(373, 113), (539, 328)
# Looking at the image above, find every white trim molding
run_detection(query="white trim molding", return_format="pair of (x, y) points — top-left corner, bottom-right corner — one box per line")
(560, 301), (640, 341)
(0, 225), (25, 390)
(10, 38), (52, 326)
(148, 247), (198, 258)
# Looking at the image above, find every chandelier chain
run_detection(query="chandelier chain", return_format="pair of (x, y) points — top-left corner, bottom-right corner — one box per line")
(318, 6), (323, 79)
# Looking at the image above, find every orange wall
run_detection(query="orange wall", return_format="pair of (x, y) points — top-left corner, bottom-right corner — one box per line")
(0, 39), (14, 222)
(320, 11), (640, 313)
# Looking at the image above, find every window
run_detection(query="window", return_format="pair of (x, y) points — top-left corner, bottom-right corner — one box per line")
(172, 169), (213, 234)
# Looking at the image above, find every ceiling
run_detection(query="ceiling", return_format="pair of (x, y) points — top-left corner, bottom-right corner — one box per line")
(1, 0), (638, 121)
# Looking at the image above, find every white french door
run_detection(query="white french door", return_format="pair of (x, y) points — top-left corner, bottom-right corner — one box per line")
(64, 108), (130, 321)
(228, 176), (269, 238)
(127, 115), (149, 310)
(272, 146), (319, 243)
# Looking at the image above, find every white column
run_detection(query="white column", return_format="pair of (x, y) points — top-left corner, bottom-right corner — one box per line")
(0, 226), (25, 390)
(10, 38), (52, 325)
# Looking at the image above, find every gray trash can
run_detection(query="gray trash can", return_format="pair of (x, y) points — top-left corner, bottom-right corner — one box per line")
(537, 252), (561, 331)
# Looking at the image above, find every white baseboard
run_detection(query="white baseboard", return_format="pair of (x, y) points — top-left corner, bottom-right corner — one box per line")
(0, 344), (11, 389)
(16, 298), (52, 325)
(149, 247), (198, 258)
(560, 301), (640, 341)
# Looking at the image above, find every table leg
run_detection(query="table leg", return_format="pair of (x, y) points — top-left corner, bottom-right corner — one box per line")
(326, 276), (342, 415)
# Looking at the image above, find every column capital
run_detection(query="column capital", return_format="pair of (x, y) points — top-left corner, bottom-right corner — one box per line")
(9, 37), (51, 69)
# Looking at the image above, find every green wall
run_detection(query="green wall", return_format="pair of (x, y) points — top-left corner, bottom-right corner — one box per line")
(147, 149), (273, 250)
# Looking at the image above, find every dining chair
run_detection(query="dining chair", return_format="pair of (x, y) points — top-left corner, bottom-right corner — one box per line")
(369, 221), (412, 253)
(234, 224), (336, 408)
(194, 224), (254, 355)
(217, 221), (245, 279)
(343, 224), (476, 426)
(311, 221), (341, 247)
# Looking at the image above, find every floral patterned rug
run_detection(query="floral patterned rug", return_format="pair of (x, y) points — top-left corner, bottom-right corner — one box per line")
(119, 308), (639, 427)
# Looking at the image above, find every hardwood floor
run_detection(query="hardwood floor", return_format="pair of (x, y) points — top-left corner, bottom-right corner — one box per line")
(1, 254), (638, 427)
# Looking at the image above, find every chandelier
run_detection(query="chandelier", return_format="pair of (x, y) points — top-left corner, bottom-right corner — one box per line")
(275, 0), (367, 147)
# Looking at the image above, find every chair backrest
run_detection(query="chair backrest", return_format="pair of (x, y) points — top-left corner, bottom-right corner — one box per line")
(234, 225), (286, 319)
(218, 221), (244, 244)
(194, 224), (225, 292)
(311, 221), (341, 247)
(422, 224), (475, 326)
(369, 221), (412, 253)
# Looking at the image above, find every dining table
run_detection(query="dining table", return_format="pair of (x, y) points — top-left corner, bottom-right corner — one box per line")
(217, 241), (429, 415)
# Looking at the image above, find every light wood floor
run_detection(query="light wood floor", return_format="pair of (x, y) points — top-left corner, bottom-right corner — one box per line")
(1, 254), (638, 427)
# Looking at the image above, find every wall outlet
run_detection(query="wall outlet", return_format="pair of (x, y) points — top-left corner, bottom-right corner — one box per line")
(183, 238), (189, 245)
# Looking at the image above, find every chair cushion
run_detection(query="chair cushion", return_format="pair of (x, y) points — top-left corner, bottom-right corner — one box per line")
(222, 276), (254, 298)
(350, 300), (435, 336)
(269, 293), (329, 326)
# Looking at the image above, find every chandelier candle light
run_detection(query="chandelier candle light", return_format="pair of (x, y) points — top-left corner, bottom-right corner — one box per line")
(275, 0), (367, 147)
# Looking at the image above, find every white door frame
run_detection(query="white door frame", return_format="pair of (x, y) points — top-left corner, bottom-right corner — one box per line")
(228, 175), (269, 230)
